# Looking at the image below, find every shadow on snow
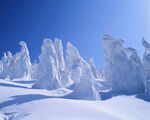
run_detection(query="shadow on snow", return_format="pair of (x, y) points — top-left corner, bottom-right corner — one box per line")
(136, 93), (150, 102)
(0, 83), (29, 89)
(0, 94), (59, 109)
(12, 80), (36, 84)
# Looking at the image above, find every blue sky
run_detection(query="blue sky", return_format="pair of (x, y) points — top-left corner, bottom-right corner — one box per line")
(0, 0), (149, 68)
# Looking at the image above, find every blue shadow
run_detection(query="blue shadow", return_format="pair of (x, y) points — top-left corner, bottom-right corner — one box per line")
(136, 93), (150, 102)
(13, 80), (36, 84)
(0, 83), (28, 89)
(0, 94), (57, 109)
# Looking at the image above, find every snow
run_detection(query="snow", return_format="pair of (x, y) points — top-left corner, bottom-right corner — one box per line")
(143, 46), (150, 93)
(89, 58), (97, 78)
(142, 38), (150, 53)
(33, 39), (61, 90)
(0, 79), (150, 120)
(31, 61), (38, 79)
(0, 41), (32, 79)
(66, 42), (100, 100)
(54, 38), (65, 71)
(103, 33), (145, 94)
(0, 35), (150, 119)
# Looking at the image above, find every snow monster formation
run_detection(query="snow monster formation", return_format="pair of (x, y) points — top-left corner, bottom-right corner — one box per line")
(11, 41), (32, 79)
(32, 38), (73, 89)
(33, 39), (61, 89)
(0, 52), (12, 79)
(31, 60), (38, 79)
(102, 34), (145, 94)
(142, 38), (150, 93)
(54, 38), (65, 71)
(0, 34), (148, 100)
(54, 38), (72, 87)
(89, 58), (98, 78)
(0, 41), (32, 79)
(66, 42), (100, 100)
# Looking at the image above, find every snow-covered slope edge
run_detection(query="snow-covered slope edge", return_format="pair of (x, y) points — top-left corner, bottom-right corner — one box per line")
(0, 79), (150, 120)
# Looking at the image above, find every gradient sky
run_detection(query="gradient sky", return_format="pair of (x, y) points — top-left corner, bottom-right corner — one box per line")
(0, 0), (149, 68)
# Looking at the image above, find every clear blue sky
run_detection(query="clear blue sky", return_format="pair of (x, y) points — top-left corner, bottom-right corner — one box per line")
(0, 0), (149, 68)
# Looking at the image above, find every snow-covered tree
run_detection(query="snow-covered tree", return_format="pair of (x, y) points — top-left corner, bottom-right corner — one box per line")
(142, 38), (150, 54)
(66, 42), (100, 100)
(10, 41), (32, 79)
(103, 33), (145, 94)
(125, 47), (145, 91)
(0, 52), (13, 79)
(142, 39), (150, 93)
(0, 42), (32, 79)
(53, 38), (72, 87)
(89, 58), (97, 78)
(33, 39), (61, 89)
(0, 61), (3, 76)
(54, 38), (65, 71)
(31, 60), (38, 79)
(97, 67), (104, 79)
(0, 53), (7, 79)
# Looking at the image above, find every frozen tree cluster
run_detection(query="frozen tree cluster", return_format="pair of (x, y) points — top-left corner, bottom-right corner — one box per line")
(0, 41), (31, 79)
(0, 33), (150, 100)
(103, 34), (145, 94)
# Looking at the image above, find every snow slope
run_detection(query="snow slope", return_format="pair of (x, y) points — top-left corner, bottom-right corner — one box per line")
(0, 79), (150, 120)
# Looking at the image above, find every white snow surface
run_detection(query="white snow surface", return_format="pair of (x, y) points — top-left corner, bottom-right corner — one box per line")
(0, 78), (150, 120)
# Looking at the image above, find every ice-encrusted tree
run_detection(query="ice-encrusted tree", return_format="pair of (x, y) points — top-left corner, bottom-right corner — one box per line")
(0, 52), (8, 78)
(125, 47), (145, 91)
(66, 42), (100, 100)
(89, 58), (97, 78)
(142, 38), (150, 93)
(0, 51), (13, 79)
(0, 61), (3, 76)
(0, 42), (32, 79)
(53, 38), (72, 87)
(97, 67), (104, 79)
(31, 60), (38, 79)
(33, 39), (61, 89)
(103, 33), (145, 94)
(54, 38), (65, 71)
(10, 41), (32, 79)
